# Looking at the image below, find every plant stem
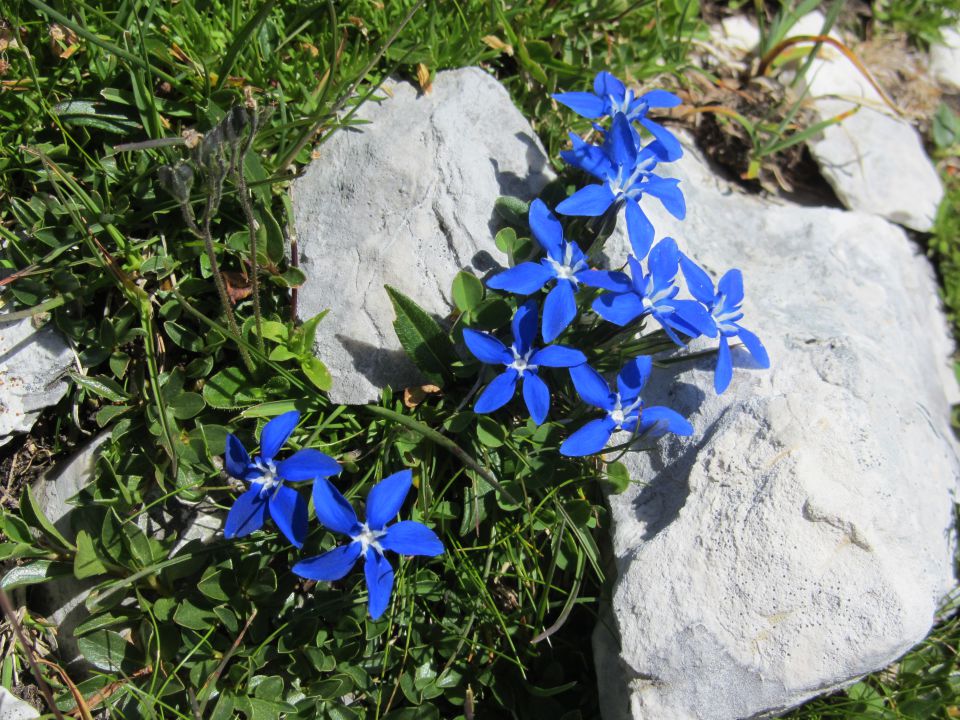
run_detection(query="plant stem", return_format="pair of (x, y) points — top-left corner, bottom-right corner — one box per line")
(236, 109), (264, 353)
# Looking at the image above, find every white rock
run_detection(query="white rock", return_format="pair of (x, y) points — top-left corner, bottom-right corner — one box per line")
(930, 26), (960, 92)
(292, 67), (555, 404)
(711, 15), (760, 56)
(0, 315), (73, 447)
(0, 687), (39, 720)
(595, 135), (959, 720)
(791, 12), (943, 231)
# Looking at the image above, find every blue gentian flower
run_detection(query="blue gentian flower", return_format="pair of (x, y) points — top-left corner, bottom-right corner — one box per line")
(556, 113), (685, 260)
(486, 199), (592, 341)
(580, 237), (715, 345)
(463, 299), (586, 425)
(223, 410), (341, 548)
(560, 357), (692, 457)
(679, 255), (770, 394)
(293, 470), (443, 620)
(553, 71), (683, 161)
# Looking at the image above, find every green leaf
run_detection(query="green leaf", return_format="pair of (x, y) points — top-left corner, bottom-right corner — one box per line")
(74, 530), (109, 579)
(301, 356), (332, 391)
(494, 227), (518, 254)
(203, 366), (261, 409)
(451, 271), (484, 312)
(604, 461), (631, 494)
(291, 310), (329, 355)
(174, 599), (219, 630)
(385, 285), (457, 387)
(51, 100), (141, 135)
(68, 372), (130, 402)
(20, 485), (75, 550)
(269, 267), (307, 288)
(198, 565), (235, 602)
(476, 416), (505, 448)
(1, 560), (72, 590)
(77, 629), (143, 673)
(494, 196), (531, 227)
(170, 392), (205, 419)
(0, 514), (33, 544)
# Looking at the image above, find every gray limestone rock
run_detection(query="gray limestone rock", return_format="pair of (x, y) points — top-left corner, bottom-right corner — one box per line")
(0, 687), (40, 720)
(930, 25), (960, 92)
(0, 315), (73, 447)
(292, 67), (555, 404)
(594, 136), (959, 720)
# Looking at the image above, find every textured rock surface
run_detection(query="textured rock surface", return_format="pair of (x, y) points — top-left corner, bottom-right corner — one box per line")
(292, 67), (554, 404)
(930, 25), (960, 92)
(789, 12), (942, 231)
(0, 687), (40, 720)
(594, 136), (959, 720)
(0, 315), (73, 447)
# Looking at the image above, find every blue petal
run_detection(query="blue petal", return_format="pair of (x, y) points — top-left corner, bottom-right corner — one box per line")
(462, 329), (511, 365)
(277, 448), (341, 481)
(607, 113), (639, 169)
(530, 344), (586, 368)
(592, 292), (645, 326)
(642, 176), (685, 219)
(593, 71), (626, 100)
(737, 327), (770, 368)
(528, 199), (566, 260)
(638, 118), (683, 161)
(269, 484), (309, 548)
(625, 200), (654, 260)
(542, 280), (577, 342)
(512, 300), (539, 356)
(569, 364), (614, 410)
(639, 406), (694, 437)
(579, 269), (632, 293)
(312, 478), (361, 536)
(486, 262), (554, 295)
(556, 184), (616, 217)
(718, 269), (744, 306)
(474, 369), (519, 414)
(260, 410), (299, 461)
(639, 89), (682, 108)
(670, 299), (718, 339)
(522, 373), (551, 425)
(560, 417), (617, 457)
(648, 237), (680, 288)
(293, 542), (362, 582)
(223, 486), (268, 540)
(552, 91), (606, 119)
(380, 520), (444, 556)
(364, 549), (395, 620)
(679, 254), (716, 306)
(560, 132), (616, 180)
(225, 434), (254, 480)
(616, 356), (652, 400)
(715, 335), (733, 394)
(365, 469), (412, 531)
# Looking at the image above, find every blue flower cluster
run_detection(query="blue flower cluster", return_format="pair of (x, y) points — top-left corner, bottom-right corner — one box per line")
(465, 71), (769, 456)
(223, 411), (443, 619)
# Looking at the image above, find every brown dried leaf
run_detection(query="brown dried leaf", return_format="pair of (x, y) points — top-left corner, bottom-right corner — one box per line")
(481, 35), (513, 56)
(222, 271), (252, 305)
(416, 63), (432, 94)
(403, 384), (441, 408)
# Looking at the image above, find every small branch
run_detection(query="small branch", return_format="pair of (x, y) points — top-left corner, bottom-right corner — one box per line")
(196, 608), (258, 716)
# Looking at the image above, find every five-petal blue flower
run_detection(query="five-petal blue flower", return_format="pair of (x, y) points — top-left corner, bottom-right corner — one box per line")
(223, 410), (341, 548)
(293, 470), (443, 620)
(560, 357), (692, 457)
(580, 237), (715, 345)
(556, 113), (685, 260)
(679, 254), (770, 393)
(463, 299), (587, 425)
(553, 71), (683, 161)
(486, 199), (592, 342)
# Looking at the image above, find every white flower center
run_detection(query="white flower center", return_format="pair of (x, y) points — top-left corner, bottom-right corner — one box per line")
(545, 243), (587, 284)
(608, 89), (635, 115)
(508, 346), (537, 377)
(712, 295), (741, 334)
(253, 458), (280, 498)
(607, 393), (643, 430)
(351, 522), (387, 555)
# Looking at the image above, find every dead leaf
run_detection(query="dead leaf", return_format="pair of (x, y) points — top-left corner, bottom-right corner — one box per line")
(222, 271), (252, 305)
(416, 63), (432, 94)
(482, 35), (513, 56)
(48, 23), (79, 59)
(403, 384), (441, 408)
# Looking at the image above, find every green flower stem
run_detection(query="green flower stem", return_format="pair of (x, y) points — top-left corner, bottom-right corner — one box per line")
(362, 404), (520, 506)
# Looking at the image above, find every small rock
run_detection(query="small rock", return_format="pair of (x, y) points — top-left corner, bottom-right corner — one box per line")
(930, 26), (960, 92)
(0, 315), (73, 447)
(595, 135), (959, 720)
(0, 687), (40, 720)
(292, 67), (555, 404)
(790, 12), (943, 232)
